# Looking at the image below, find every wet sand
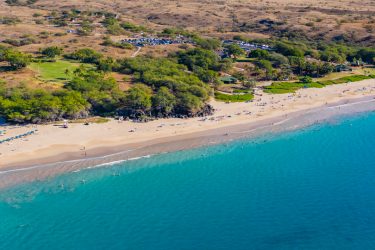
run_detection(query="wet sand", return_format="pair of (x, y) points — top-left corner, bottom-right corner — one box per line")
(1, 79), (375, 188)
(0, 93), (374, 189)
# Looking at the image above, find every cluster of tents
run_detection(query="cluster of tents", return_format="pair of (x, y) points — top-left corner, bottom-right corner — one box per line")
(122, 37), (188, 47)
(0, 129), (37, 144)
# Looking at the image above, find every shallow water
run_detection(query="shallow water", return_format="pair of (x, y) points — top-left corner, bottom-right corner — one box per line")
(1, 111), (375, 250)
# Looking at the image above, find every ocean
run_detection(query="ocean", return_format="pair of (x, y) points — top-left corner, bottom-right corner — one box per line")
(1, 111), (375, 250)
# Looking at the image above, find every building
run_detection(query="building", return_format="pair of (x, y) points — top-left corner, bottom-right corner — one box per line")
(335, 64), (352, 72)
(220, 76), (238, 84)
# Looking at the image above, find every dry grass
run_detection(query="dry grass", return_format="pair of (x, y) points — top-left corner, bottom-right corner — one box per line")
(0, 0), (374, 47)
(0, 0), (374, 91)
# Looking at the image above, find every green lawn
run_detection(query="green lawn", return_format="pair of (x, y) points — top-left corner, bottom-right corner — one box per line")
(29, 60), (83, 82)
(263, 81), (324, 94)
(264, 75), (375, 94)
(232, 88), (252, 94)
(214, 91), (254, 102)
(317, 68), (375, 81)
(318, 75), (375, 86)
(235, 57), (255, 63)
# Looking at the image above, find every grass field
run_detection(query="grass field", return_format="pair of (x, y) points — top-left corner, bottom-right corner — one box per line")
(264, 75), (375, 94)
(317, 68), (375, 81)
(263, 81), (324, 94)
(214, 91), (254, 102)
(318, 75), (375, 85)
(29, 60), (83, 82)
(232, 89), (252, 94)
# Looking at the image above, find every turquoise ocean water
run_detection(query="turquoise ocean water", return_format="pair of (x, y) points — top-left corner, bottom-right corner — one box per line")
(1, 111), (375, 250)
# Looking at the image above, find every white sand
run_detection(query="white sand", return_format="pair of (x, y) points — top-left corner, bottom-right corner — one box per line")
(1, 79), (375, 169)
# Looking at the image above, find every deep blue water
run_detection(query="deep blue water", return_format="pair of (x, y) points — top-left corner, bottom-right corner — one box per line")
(1, 112), (375, 250)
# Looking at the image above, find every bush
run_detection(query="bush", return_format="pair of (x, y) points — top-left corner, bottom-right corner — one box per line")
(117, 57), (211, 116)
(356, 48), (375, 64)
(193, 37), (221, 50)
(0, 16), (21, 25)
(106, 24), (126, 35)
(123, 84), (152, 116)
(299, 76), (313, 83)
(275, 42), (304, 57)
(2, 37), (36, 47)
(176, 48), (226, 82)
(41, 46), (63, 58)
(248, 49), (269, 59)
(0, 87), (89, 123)
(65, 48), (103, 64)
(5, 0), (38, 6)
(214, 92), (254, 102)
(0, 48), (32, 69)
(65, 69), (123, 114)
(77, 21), (94, 36)
(101, 37), (134, 49)
(120, 22), (147, 32)
(225, 44), (245, 58)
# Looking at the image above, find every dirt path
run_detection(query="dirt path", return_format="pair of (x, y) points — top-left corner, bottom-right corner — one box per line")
(131, 47), (141, 57)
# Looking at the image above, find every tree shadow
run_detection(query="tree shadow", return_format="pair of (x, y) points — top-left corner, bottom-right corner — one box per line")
(0, 66), (17, 72)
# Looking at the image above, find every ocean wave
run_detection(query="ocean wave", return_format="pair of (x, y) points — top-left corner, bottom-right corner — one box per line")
(1, 95), (375, 189)
(94, 154), (154, 168)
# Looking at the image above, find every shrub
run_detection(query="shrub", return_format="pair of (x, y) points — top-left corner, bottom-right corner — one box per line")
(40, 46), (63, 58)
(214, 92), (254, 102)
(65, 48), (103, 64)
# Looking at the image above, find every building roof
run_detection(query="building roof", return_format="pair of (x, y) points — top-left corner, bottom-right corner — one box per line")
(220, 76), (238, 83)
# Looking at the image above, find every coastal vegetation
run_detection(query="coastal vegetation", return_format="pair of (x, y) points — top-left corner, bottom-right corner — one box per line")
(264, 75), (375, 94)
(1, 36), (374, 123)
(0, 48), (222, 123)
(0, 46), (31, 70)
(116, 57), (212, 117)
(214, 91), (254, 102)
(0, 2), (375, 124)
(0, 84), (89, 123)
(29, 60), (84, 82)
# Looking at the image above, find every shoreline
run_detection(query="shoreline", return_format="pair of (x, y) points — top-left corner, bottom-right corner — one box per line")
(0, 94), (374, 189)
(0, 79), (375, 188)
(2, 95), (375, 170)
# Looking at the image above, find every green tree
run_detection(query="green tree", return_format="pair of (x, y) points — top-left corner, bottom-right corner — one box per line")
(41, 46), (63, 58)
(3, 49), (31, 69)
(152, 87), (176, 116)
(275, 42), (304, 57)
(356, 48), (375, 64)
(77, 21), (94, 36)
(98, 57), (119, 72)
(299, 76), (313, 83)
(193, 37), (221, 50)
(0, 87), (89, 123)
(123, 84), (152, 116)
(175, 92), (204, 115)
(66, 69), (121, 114)
(243, 79), (256, 88)
(65, 48), (103, 64)
(248, 49), (269, 59)
(225, 44), (245, 58)
(257, 60), (274, 79)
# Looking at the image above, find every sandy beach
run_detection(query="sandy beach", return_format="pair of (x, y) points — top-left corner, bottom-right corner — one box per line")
(1, 79), (375, 172)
